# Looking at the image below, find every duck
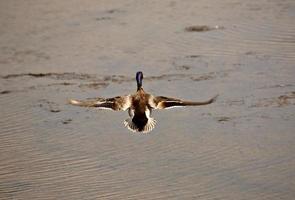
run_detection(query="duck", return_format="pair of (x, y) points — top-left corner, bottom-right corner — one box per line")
(69, 71), (218, 133)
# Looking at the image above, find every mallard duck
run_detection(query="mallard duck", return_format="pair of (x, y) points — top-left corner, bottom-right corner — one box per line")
(69, 71), (218, 133)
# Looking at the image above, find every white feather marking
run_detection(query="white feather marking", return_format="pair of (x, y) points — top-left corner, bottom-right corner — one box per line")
(145, 109), (151, 118)
(143, 109), (156, 133)
(163, 105), (184, 109)
(148, 97), (157, 109)
(96, 107), (113, 110)
(69, 99), (80, 105)
(128, 108), (135, 117)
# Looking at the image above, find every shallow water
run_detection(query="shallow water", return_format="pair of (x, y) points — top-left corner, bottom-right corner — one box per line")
(1, 0), (295, 199)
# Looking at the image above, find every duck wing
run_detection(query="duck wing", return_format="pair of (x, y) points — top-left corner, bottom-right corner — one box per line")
(150, 94), (218, 109)
(69, 95), (131, 111)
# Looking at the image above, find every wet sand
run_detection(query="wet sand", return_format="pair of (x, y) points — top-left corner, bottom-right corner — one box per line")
(1, 0), (295, 199)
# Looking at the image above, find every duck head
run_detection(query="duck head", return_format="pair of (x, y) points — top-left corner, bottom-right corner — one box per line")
(136, 71), (143, 90)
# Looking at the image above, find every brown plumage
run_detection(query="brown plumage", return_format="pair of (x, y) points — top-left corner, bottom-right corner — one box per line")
(69, 71), (218, 133)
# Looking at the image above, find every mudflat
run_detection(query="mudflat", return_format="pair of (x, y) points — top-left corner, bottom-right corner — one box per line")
(0, 1), (294, 199)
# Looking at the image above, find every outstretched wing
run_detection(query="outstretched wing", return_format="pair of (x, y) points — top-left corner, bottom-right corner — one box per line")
(150, 94), (218, 109)
(69, 95), (131, 111)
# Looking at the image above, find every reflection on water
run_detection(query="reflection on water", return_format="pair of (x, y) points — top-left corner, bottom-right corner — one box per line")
(1, 0), (295, 199)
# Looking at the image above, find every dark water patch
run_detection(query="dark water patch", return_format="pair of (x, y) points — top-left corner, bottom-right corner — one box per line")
(0, 72), (226, 97)
(62, 119), (72, 125)
(105, 9), (122, 14)
(47, 82), (76, 86)
(94, 8), (125, 22)
(37, 99), (61, 113)
(95, 16), (112, 21)
(190, 73), (216, 81)
(103, 75), (132, 83)
(0, 90), (12, 95)
(0, 89), (30, 95)
(146, 74), (187, 81)
(27, 82), (76, 92)
(79, 82), (109, 90)
(146, 72), (221, 82)
(245, 51), (256, 56)
(175, 65), (191, 71)
(217, 116), (232, 123)
(257, 84), (294, 90)
(171, 55), (210, 71)
(185, 25), (224, 32)
(185, 55), (202, 58)
(1, 72), (223, 83)
(251, 91), (295, 108)
(1, 73), (95, 80)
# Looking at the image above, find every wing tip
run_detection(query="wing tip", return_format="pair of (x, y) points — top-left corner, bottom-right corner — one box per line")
(211, 94), (219, 103)
(68, 99), (81, 105)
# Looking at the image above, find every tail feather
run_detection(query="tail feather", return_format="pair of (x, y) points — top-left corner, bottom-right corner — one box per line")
(124, 118), (156, 133)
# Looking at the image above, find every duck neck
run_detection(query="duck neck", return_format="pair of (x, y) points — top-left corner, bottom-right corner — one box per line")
(137, 83), (142, 91)
(136, 77), (142, 91)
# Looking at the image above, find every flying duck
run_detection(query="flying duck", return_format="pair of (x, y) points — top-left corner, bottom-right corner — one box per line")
(69, 71), (218, 133)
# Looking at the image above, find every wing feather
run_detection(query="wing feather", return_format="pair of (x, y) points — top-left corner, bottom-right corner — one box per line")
(69, 95), (131, 111)
(151, 95), (218, 109)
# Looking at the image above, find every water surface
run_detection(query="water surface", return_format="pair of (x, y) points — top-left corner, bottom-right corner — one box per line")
(0, 0), (295, 199)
